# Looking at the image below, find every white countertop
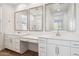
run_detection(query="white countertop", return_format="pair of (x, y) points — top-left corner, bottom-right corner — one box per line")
(39, 32), (79, 41)
(4, 32), (79, 41)
(20, 35), (39, 39)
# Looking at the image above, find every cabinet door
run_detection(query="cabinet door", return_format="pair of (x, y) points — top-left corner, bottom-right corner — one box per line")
(58, 46), (71, 56)
(47, 44), (56, 56)
(5, 38), (12, 50)
(11, 38), (20, 53)
(47, 44), (70, 56)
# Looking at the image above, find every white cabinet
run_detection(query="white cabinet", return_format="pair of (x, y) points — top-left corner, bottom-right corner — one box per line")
(47, 44), (56, 56)
(38, 38), (47, 56)
(47, 45), (70, 56)
(47, 39), (71, 56)
(71, 41), (79, 56)
(5, 37), (13, 50)
(71, 48), (79, 56)
(38, 38), (71, 56)
(5, 35), (20, 52)
(58, 46), (70, 56)
(5, 34), (28, 54)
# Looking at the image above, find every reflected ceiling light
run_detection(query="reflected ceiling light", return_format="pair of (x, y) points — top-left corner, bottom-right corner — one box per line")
(16, 3), (30, 11)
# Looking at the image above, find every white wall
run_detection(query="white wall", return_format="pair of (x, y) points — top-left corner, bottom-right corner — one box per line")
(0, 7), (2, 32)
(1, 5), (14, 33)
(0, 7), (4, 50)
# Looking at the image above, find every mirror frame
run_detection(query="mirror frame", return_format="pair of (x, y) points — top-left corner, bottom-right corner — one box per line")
(29, 6), (43, 31)
(14, 9), (28, 31)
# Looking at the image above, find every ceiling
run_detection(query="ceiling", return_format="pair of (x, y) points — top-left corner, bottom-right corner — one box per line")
(0, 3), (31, 7)
(47, 3), (72, 14)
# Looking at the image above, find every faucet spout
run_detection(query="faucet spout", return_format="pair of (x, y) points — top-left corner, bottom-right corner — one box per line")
(56, 29), (61, 36)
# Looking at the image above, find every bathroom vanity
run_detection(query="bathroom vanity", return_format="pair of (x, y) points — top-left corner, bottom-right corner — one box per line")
(3, 32), (79, 56)
(4, 34), (38, 54)
(38, 32), (79, 56)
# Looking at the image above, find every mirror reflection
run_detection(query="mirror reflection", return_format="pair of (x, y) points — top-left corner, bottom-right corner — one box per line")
(45, 3), (75, 31)
(15, 10), (28, 31)
(29, 6), (43, 31)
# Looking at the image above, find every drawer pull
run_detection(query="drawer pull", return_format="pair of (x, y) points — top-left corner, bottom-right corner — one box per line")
(55, 47), (59, 56)
(39, 47), (45, 49)
(73, 53), (79, 56)
(73, 44), (79, 46)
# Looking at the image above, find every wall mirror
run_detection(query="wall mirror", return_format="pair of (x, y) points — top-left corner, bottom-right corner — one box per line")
(45, 3), (75, 32)
(29, 6), (43, 31)
(14, 10), (28, 31)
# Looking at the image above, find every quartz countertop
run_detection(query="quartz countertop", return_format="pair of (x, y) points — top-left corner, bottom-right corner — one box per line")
(4, 32), (79, 41)
(39, 32), (79, 41)
(20, 35), (39, 39)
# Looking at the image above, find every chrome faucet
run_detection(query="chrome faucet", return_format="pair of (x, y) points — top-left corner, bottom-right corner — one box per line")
(56, 22), (61, 36)
(56, 29), (60, 36)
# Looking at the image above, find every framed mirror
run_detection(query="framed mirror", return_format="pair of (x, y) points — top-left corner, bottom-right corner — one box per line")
(14, 10), (28, 31)
(29, 6), (43, 31)
(45, 3), (75, 32)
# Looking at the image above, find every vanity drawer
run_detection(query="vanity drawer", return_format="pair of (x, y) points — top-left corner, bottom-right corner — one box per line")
(21, 39), (29, 42)
(39, 43), (46, 47)
(47, 39), (70, 46)
(71, 41), (79, 48)
(29, 39), (38, 43)
(71, 48), (79, 56)
(38, 39), (46, 48)
(38, 38), (46, 43)
(5, 35), (19, 39)
(39, 48), (46, 56)
(21, 38), (38, 43)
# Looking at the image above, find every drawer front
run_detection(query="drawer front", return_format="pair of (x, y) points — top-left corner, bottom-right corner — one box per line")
(38, 38), (47, 56)
(38, 38), (46, 47)
(29, 39), (38, 43)
(47, 39), (70, 46)
(39, 40), (46, 48)
(71, 48), (79, 56)
(38, 38), (46, 43)
(71, 41), (79, 48)
(21, 39), (29, 42)
(39, 52), (46, 56)
(21, 39), (38, 43)
(5, 35), (19, 39)
(39, 43), (46, 48)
